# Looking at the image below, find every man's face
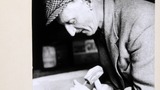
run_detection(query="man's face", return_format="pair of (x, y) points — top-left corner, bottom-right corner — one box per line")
(58, 0), (99, 36)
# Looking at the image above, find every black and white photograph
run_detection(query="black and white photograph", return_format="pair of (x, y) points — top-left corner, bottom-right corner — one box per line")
(32, 0), (155, 90)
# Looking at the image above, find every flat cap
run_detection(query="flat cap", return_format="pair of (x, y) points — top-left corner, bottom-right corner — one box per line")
(46, 0), (73, 25)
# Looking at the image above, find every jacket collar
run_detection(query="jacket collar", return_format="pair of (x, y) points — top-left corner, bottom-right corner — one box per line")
(103, 0), (125, 88)
(103, 0), (119, 44)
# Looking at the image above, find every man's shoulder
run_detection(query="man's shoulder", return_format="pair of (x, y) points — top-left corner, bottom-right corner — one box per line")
(114, 0), (154, 45)
(115, 0), (154, 21)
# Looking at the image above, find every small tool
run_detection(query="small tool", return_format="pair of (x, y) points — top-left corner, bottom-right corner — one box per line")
(83, 65), (104, 90)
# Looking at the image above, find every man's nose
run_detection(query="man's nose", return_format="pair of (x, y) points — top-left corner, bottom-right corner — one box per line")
(65, 25), (76, 36)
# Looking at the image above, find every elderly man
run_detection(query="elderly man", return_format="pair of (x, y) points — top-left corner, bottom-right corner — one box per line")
(45, 0), (154, 90)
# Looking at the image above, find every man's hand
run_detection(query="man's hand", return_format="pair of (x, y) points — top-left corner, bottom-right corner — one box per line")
(70, 80), (90, 90)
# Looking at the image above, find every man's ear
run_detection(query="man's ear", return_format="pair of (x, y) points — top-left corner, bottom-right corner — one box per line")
(86, 0), (91, 3)
(81, 0), (92, 4)
(82, 0), (93, 8)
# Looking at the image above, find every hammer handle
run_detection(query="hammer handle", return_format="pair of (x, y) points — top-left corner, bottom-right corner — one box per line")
(94, 79), (102, 90)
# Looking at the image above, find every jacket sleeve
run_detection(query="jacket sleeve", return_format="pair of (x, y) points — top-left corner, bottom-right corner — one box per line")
(127, 11), (154, 90)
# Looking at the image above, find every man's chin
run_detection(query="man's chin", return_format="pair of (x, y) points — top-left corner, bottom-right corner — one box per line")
(82, 31), (93, 36)
(85, 33), (94, 36)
